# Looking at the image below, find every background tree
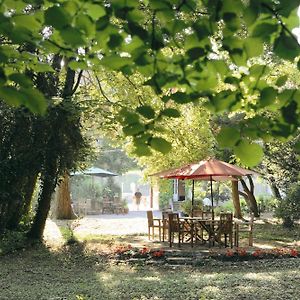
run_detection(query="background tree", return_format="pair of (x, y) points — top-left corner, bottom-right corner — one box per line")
(1, 0), (300, 237)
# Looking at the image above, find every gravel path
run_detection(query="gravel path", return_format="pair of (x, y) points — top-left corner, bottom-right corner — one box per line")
(73, 210), (161, 236)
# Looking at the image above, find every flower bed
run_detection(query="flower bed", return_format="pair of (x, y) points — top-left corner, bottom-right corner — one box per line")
(113, 244), (165, 260)
(210, 248), (300, 262)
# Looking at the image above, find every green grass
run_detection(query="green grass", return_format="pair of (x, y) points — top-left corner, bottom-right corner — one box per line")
(1, 221), (300, 299)
(0, 243), (300, 300)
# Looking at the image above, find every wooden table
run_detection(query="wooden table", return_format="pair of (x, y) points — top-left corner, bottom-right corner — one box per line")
(179, 217), (222, 247)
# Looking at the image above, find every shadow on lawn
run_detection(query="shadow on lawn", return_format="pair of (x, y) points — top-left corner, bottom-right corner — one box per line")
(1, 230), (300, 300)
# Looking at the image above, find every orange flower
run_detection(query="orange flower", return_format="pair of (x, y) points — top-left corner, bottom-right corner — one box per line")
(237, 248), (247, 256)
(225, 249), (234, 257)
(139, 247), (150, 255)
(252, 249), (263, 257)
(290, 249), (298, 257)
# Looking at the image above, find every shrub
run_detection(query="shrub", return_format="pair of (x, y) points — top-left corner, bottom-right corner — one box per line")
(256, 195), (278, 213)
(276, 183), (300, 228)
(158, 181), (173, 210)
(0, 230), (28, 255)
(181, 199), (203, 216)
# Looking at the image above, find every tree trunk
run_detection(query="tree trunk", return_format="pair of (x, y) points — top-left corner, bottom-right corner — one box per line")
(27, 168), (57, 240)
(239, 176), (259, 217)
(22, 174), (38, 217)
(8, 174), (38, 229)
(268, 177), (282, 200)
(232, 180), (243, 219)
(55, 173), (77, 220)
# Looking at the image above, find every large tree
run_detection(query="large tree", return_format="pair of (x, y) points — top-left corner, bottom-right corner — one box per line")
(0, 0), (299, 165)
(1, 0), (300, 238)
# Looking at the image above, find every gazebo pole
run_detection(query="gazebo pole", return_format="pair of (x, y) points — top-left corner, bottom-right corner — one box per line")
(191, 179), (195, 217)
(210, 175), (214, 220)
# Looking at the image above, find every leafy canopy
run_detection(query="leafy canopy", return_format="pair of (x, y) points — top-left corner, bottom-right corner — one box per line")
(1, 0), (300, 165)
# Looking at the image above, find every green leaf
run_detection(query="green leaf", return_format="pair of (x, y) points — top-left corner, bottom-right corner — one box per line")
(171, 92), (190, 104)
(244, 1), (260, 26)
(108, 34), (123, 49)
(276, 75), (288, 87)
(68, 60), (88, 70)
(133, 144), (152, 156)
(32, 63), (54, 73)
(60, 27), (85, 46)
(259, 87), (277, 108)
(9, 73), (32, 88)
(127, 22), (148, 40)
(295, 141), (300, 153)
(187, 47), (205, 61)
(277, 0), (300, 18)
(100, 55), (131, 70)
(243, 37), (264, 57)
(281, 100), (298, 124)
(136, 105), (155, 119)
(249, 64), (268, 77)
(234, 140), (264, 167)
(20, 88), (47, 114)
(75, 14), (95, 37)
(85, 3), (106, 21)
(119, 109), (140, 124)
(12, 15), (41, 31)
(274, 32), (300, 61)
(0, 86), (24, 106)
(123, 123), (145, 136)
(251, 22), (279, 41)
(44, 6), (71, 30)
(150, 137), (172, 154)
(160, 108), (181, 118)
(223, 12), (240, 32)
(211, 91), (237, 112)
(216, 127), (240, 148)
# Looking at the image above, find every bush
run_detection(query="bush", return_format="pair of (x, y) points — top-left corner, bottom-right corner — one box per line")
(158, 181), (173, 210)
(0, 230), (28, 255)
(214, 199), (248, 216)
(256, 195), (278, 213)
(181, 199), (203, 216)
(276, 183), (300, 228)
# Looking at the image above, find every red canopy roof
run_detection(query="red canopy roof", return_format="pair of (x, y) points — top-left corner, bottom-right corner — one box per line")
(155, 158), (255, 180)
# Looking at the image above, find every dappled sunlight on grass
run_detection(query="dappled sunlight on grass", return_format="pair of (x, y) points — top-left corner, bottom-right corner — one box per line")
(244, 272), (278, 282)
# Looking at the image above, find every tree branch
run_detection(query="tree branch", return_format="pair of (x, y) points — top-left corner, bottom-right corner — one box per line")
(262, 3), (300, 46)
(71, 70), (83, 95)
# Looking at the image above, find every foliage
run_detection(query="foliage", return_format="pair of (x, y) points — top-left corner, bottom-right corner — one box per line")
(94, 138), (138, 175)
(276, 183), (300, 227)
(135, 104), (215, 176)
(1, 0), (300, 166)
(257, 134), (300, 197)
(102, 177), (121, 200)
(158, 180), (173, 210)
(214, 199), (248, 216)
(70, 176), (104, 202)
(0, 230), (28, 256)
(181, 199), (203, 216)
(256, 195), (278, 213)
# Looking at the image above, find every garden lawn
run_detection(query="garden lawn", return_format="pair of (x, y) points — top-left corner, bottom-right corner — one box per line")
(0, 243), (300, 300)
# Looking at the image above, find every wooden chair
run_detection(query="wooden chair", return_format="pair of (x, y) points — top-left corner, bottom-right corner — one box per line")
(217, 213), (233, 247)
(161, 211), (170, 242)
(168, 213), (184, 247)
(234, 213), (254, 247)
(147, 211), (161, 241)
